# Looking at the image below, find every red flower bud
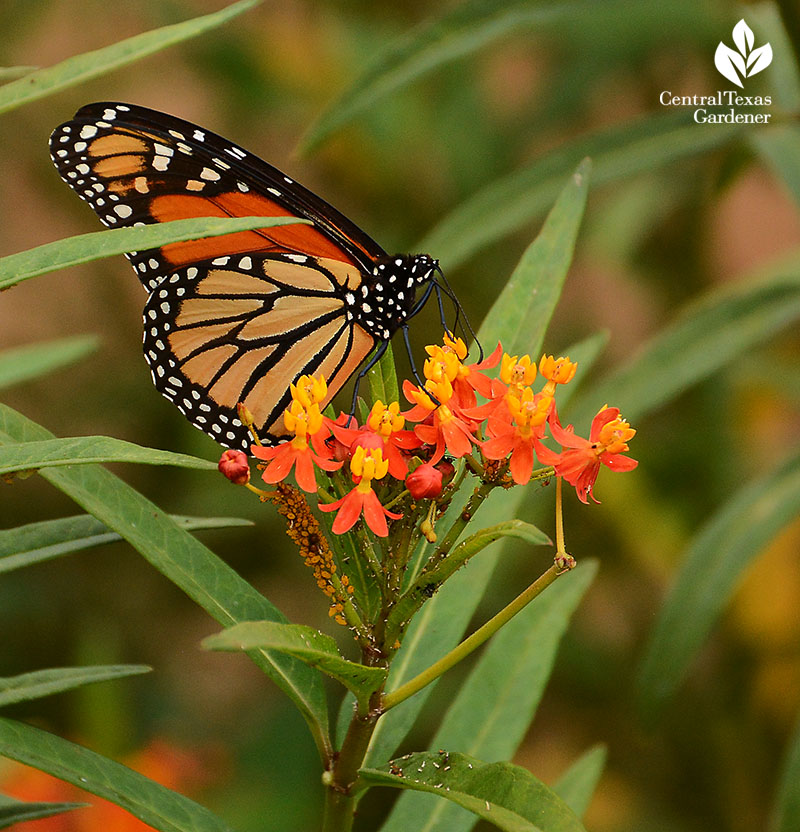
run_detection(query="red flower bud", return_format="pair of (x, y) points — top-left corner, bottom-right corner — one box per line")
(218, 449), (250, 485)
(406, 462), (443, 499)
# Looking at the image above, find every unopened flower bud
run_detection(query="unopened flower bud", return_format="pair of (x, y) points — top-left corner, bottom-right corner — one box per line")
(218, 449), (250, 485)
(406, 462), (443, 499)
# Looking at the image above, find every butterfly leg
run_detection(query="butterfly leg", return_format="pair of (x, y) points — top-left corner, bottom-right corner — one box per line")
(349, 339), (390, 417)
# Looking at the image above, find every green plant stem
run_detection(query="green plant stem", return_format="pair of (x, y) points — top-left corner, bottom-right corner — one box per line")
(322, 689), (383, 832)
(382, 563), (563, 711)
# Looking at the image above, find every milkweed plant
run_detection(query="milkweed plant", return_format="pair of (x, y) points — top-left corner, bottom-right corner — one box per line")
(215, 330), (636, 830)
(1, 143), (636, 832)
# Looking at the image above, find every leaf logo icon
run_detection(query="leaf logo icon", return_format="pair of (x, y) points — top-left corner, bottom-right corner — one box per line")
(715, 20), (772, 87)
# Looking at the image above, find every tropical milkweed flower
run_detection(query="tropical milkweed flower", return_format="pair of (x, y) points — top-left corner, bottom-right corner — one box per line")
(331, 400), (421, 478)
(482, 386), (553, 484)
(536, 406), (638, 503)
(439, 333), (502, 408)
(251, 375), (341, 492)
(319, 446), (402, 536)
(403, 377), (477, 463)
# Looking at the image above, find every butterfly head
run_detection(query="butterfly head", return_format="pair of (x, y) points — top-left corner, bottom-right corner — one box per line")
(355, 253), (439, 341)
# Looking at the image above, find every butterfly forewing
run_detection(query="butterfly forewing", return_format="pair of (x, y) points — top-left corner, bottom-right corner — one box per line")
(49, 103), (385, 289)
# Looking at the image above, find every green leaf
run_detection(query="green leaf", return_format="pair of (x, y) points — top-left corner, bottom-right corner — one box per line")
(0, 0), (260, 114)
(0, 795), (86, 829)
(637, 447), (800, 715)
(367, 342), (400, 408)
(203, 622), (387, 708)
(0, 718), (233, 832)
(0, 436), (218, 478)
(381, 563), (596, 831)
(0, 216), (306, 290)
(771, 711), (800, 832)
(0, 666), (151, 708)
(0, 514), (252, 575)
(750, 125), (800, 208)
(460, 519), (551, 549)
(421, 110), (744, 270)
(570, 253), (800, 426)
(0, 404), (330, 762)
(0, 436), (222, 478)
(300, 0), (627, 155)
(364, 752), (586, 832)
(477, 159), (591, 356)
(0, 336), (99, 390)
(552, 745), (607, 820)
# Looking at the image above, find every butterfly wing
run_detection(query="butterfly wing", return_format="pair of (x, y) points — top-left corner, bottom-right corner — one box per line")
(50, 102), (385, 449)
(49, 102), (386, 288)
(145, 254), (374, 450)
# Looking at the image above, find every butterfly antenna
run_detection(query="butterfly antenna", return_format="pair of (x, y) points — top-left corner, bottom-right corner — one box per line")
(434, 266), (483, 362)
(402, 324), (440, 408)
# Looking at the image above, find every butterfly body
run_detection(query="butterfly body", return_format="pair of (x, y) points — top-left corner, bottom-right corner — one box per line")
(50, 103), (439, 451)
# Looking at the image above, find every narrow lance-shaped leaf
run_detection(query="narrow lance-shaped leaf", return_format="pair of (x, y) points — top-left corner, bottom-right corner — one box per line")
(0, 437), (217, 478)
(380, 563), (596, 831)
(637, 447), (800, 715)
(203, 622), (387, 710)
(0, 0), (260, 114)
(420, 110), (744, 270)
(0, 514), (253, 576)
(0, 718), (234, 832)
(0, 403), (331, 763)
(0, 216), (307, 290)
(0, 436), (222, 478)
(0, 666), (151, 709)
(362, 752), (587, 832)
(0, 795), (86, 830)
(362, 168), (592, 765)
(0, 336), (99, 390)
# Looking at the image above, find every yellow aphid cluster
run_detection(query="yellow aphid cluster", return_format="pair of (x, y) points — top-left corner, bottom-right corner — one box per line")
(265, 482), (353, 626)
(285, 374), (328, 445)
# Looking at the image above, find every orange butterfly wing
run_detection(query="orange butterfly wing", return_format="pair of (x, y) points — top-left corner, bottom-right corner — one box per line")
(50, 103), (390, 448)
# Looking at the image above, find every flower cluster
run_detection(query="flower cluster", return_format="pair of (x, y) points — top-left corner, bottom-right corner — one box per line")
(222, 334), (637, 537)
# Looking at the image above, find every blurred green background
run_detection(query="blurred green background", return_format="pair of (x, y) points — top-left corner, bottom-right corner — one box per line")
(1, 1), (799, 831)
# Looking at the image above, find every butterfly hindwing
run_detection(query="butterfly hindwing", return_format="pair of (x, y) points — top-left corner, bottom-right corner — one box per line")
(143, 253), (377, 449)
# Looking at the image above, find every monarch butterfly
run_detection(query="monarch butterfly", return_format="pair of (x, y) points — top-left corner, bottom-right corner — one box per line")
(50, 102), (455, 452)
